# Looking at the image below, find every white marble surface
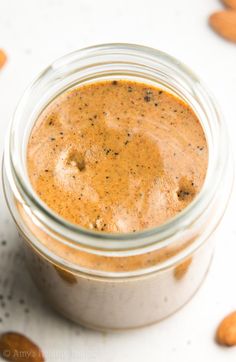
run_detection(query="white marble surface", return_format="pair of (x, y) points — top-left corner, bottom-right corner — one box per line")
(0, 0), (236, 361)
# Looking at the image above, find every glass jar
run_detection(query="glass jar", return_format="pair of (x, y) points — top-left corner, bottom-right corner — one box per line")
(2, 43), (233, 330)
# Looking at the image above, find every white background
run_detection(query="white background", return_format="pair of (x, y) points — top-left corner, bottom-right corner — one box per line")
(0, 0), (236, 361)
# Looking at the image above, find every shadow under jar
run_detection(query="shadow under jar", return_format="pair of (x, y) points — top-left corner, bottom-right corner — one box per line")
(2, 44), (233, 330)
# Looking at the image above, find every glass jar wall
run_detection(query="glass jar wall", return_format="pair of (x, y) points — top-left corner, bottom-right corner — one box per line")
(2, 44), (233, 330)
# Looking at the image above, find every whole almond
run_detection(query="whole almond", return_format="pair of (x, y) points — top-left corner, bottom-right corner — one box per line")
(0, 332), (45, 362)
(222, 0), (236, 10)
(0, 49), (7, 69)
(216, 311), (236, 346)
(209, 10), (236, 42)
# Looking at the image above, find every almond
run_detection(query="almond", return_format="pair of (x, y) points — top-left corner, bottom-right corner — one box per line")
(222, 0), (236, 10)
(209, 10), (236, 43)
(0, 49), (7, 69)
(216, 311), (236, 346)
(0, 332), (45, 362)
(174, 257), (192, 280)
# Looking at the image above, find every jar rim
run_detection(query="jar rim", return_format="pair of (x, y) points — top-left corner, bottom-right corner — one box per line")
(5, 43), (229, 254)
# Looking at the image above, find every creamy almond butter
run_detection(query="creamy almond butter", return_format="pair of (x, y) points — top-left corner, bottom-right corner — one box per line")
(27, 80), (208, 233)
